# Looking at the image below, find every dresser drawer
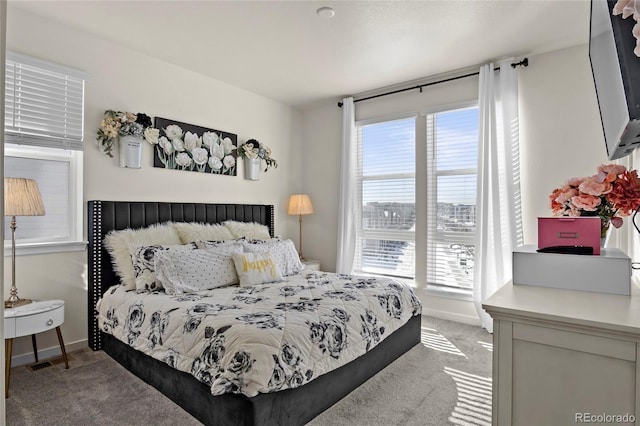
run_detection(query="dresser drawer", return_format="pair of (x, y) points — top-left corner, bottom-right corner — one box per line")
(15, 305), (64, 336)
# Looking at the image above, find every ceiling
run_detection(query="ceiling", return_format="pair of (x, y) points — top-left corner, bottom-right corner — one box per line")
(8, 0), (591, 109)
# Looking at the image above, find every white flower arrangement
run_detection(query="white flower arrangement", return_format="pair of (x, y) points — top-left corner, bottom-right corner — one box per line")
(237, 139), (278, 172)
(96, 110), (159, 157)
(150, 124), (238, 174)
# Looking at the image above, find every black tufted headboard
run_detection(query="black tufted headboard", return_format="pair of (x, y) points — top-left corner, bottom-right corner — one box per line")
(87, 200), (275, 350)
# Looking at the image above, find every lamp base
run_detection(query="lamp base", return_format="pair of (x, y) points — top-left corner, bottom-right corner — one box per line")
(4, 298), (32, 309)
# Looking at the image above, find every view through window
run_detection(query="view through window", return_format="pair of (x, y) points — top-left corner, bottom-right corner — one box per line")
(355, 106), (479, 292)
(356, 117), (416, 279)
(427, 107), (479, 291)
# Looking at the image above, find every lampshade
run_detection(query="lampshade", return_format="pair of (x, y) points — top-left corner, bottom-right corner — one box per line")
(4, 178), (45, 309)
(4, 178), (45, 217)
(288, 194), (313, 216)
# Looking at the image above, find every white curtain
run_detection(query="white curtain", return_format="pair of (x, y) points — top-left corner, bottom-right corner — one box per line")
(474, 61), (523, 332)
(336, 97), (357, 274)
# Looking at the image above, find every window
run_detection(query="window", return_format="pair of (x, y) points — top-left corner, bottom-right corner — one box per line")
(426, 107), (479, 293)
(355, 116), (416, 279)
(353, 106), (479, 293)
(4, 144), (82, 248)
(4, 51), (87, 254)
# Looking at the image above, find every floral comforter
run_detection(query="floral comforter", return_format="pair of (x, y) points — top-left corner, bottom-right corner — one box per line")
(96, 271), (422, 397)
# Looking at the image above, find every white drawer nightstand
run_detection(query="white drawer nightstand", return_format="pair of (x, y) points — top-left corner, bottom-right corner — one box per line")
(4, 300), (69, 398)
(301, 259), (321, 271)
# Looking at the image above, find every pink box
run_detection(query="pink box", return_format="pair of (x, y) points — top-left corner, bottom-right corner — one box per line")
(538, 217), (601, 255)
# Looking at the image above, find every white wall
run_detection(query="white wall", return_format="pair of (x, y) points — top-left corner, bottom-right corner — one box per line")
(518, 44), (607, 245)
(301, 43), (611, 324)
(5, 7), (303, 360)
(300, 102), (342, 271)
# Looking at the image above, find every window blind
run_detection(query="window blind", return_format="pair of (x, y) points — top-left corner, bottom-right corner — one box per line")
(355, 116), (416, 279)
(426, 107), (479, 290)
(5, 51), (88, 150)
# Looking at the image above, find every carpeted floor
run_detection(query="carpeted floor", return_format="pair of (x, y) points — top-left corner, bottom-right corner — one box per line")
(6, 316), (492, 426)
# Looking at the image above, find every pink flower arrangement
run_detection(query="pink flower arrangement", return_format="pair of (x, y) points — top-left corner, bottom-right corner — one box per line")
(549, 164), (640, 237)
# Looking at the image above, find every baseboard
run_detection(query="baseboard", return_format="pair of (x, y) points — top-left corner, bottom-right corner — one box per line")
(423, 308), (481, 326)
(10, 339), (88, 367)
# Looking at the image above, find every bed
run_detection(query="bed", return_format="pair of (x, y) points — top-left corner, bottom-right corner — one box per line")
(88, 200), (421, 425)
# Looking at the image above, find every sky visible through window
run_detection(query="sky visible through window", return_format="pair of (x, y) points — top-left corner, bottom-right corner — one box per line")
(362, 117), (415, 206)
(436, 108), (479, 205)
(362, 118), (415, 177)
(362, 108), (479, 206)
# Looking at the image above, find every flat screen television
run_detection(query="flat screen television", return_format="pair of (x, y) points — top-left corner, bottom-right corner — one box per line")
(589, 0), (640, 160)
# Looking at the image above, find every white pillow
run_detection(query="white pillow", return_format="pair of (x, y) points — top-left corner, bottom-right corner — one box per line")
(242, 238), (304, 276)
(223, 220), (271, 240)
(231, 251), (284, 287)
(130, 244), (195, 292)
(155, 244), (244, 295)
(195, 240), (247, 250)
(173, 222), (233, 244)
(103, 222), (181, 290)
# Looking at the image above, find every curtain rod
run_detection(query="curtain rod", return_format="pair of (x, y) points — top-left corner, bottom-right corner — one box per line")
(338, 58), (528, 107)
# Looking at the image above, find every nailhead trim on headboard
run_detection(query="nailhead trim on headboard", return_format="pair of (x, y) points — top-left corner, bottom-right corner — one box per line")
(88, 201), (103, 350)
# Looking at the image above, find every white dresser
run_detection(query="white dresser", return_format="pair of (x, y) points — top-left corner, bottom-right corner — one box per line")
(483, 282), (640, 426)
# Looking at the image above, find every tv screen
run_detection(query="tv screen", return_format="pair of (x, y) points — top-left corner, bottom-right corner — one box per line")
(589, 0), (640, 160)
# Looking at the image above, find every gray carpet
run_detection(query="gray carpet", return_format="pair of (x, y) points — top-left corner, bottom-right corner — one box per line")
(6, 317), (492, 426)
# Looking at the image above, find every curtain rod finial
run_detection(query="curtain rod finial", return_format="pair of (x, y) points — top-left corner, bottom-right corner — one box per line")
(511, 57), (529, 68)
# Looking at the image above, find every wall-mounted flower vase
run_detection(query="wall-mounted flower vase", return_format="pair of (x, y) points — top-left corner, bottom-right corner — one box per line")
(237, 138), (277, 181)
(119, 135), (143, 168)
(244, 157), (261, 181)
(96, 110), (154, 159)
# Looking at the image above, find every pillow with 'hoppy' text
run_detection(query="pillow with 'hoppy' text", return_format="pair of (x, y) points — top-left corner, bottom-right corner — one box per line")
(231, 251), (283, 287)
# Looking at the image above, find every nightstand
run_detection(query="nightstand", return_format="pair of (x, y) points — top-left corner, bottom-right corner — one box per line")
(4, 299), (69, 398)
(301, 259), (321, 271)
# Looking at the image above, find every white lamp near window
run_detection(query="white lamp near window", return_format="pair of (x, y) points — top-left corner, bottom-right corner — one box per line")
(288, 194), (313, 259)
(4, 178), (45, 308)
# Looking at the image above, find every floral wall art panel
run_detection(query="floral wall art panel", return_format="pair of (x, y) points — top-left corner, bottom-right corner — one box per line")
(153, 117), (238, 176)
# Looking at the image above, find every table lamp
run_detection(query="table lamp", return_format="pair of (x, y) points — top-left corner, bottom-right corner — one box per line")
(4, 178), (45, 308)
(288, 194), (313, 259)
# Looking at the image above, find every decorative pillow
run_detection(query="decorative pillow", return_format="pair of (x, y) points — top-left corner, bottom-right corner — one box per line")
(231, 252), (284, 287)
(130, 244), (195, 292)
(103, 222), (181, 290)
(173, 222), (234, 244)
(195, 239), (246, 250)
(223, 220), (271, 240)
(242, 238), (305, 276)
(155, 244), (244, 295)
